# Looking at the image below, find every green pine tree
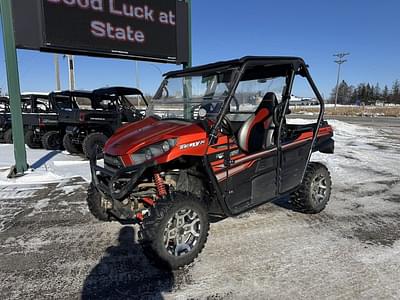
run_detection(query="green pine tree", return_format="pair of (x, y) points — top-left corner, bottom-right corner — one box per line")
(382, 85), (389, 101)
(392, 80), (400, 103)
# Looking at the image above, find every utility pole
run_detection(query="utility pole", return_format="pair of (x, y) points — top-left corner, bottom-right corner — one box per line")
(0, 0), (28, 176)
(333, 52), (350, 108)
(54, 54), (61, 90)
(135, 61), (140, 89)
(67, 55), (75, 90)
(134, 61), (141, 106)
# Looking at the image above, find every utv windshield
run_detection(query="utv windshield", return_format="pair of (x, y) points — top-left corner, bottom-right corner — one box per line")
(150, 69), (235, 120)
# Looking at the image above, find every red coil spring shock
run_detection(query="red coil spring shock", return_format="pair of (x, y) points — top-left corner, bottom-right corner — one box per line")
(154, 172), (167, 198)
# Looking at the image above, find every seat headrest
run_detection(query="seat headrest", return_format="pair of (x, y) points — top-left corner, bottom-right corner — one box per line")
(256, 92), (277, 114)
(263, 92), (278, 103)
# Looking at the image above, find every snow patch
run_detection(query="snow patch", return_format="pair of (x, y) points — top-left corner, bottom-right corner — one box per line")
(58, 185), (81, 195)
(0, 168), (63, 186)
(33, 198), (50, 211)
(27, 198), (51, 217)
(53, 160), (89, 167)
(0, 186), (43, 199)
(17, 236), (52, 252)
(0, 145), (91, 186)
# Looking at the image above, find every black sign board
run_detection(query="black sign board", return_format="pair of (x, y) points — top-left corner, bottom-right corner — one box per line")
(12, 0), (189, 64)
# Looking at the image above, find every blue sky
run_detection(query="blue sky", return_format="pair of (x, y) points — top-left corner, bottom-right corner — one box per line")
(1, 0), (400, 98)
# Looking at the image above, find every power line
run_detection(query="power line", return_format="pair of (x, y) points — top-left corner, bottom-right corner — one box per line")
(333, 52), (350, 108)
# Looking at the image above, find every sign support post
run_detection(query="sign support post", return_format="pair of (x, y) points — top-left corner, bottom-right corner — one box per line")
(183, 0), (192, 119)
(0, 0), (28, 176)
(185, 0), (192, 69)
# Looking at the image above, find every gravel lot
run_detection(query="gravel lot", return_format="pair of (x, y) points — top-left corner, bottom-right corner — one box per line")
(1, 120), (400, 300)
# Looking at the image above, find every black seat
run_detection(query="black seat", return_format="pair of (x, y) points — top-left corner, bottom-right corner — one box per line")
(237, 92), (278, 153)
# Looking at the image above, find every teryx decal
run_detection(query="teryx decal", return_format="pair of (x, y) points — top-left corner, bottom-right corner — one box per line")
(179, 140), (206, 150)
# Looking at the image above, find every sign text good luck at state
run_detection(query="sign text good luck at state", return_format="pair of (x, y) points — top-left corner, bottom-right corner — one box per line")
(11, 0), (189, 64)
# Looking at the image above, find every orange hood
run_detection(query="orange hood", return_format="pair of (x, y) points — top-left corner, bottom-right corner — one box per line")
(104, 117), (207, 156)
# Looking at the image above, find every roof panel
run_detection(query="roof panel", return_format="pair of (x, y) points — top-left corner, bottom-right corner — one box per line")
(165, 56), (305, 77)
(93, 86), (143, 96)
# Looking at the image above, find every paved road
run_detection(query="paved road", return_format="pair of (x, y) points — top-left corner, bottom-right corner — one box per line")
(0, 120), (400, 299)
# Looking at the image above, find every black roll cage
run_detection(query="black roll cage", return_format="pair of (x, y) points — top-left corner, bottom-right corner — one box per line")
(160, 57), (325, 154)
(20, 94), (50, 113)
(50, 87), (148, 110)
(93, 86), (149, 108)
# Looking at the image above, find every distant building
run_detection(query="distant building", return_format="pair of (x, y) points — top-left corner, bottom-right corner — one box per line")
(289, 95), (319, 106)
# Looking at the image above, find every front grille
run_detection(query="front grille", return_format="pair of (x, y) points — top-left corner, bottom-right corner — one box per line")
(104, 154), (123, 171)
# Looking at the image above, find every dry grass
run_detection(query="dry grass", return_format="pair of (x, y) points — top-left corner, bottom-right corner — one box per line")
(292, 106), (400, 117)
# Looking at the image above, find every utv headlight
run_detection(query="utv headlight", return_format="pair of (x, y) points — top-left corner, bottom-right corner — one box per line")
(162, 140), (173, 152)
(131, 139), (177, 165)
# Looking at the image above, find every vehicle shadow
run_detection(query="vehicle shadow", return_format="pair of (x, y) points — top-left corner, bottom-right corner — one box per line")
(30, 150), (62, 169)
(272, 195), (304, 212)
(81, 226), (174, 300)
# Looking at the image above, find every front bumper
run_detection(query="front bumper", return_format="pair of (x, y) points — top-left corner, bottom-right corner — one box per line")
(90, 156), (152, 201)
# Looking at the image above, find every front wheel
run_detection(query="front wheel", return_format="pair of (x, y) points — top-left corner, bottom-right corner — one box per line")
(82, 133), (108, 159)
(290, 162), (332, 214)
(140, 192), (209, 270)
(86, 183), (110, 222)
(42, 131), (62, 150)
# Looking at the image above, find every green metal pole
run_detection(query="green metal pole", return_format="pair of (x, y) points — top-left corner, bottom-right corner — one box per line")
(185, 0), (192, 69)
(0, 0), (28, 175)
(183, 0), (192, 119)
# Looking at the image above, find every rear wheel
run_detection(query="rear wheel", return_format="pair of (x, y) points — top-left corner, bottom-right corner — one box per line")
(4, 129), (12, 144)
(290, 162), (332, 213)
(140, 192), (209, 270)
(86, 183), (110, 222)
(63, 133), (81, 154)
(42, 131), (62, 150)
(25, 130), (42, 149)
(82, 133), (108, 159)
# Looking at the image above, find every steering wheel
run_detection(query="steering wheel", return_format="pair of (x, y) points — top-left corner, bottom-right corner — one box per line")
(273, 102), (286, 127)
(131, 108), (144, 120)
(122, 105), (143, 121)
(220, 116), (234, 136)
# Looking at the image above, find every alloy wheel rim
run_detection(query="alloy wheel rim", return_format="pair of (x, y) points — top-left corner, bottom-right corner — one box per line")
(312, 175), (327, 204)
(163, 208), (201, 256)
